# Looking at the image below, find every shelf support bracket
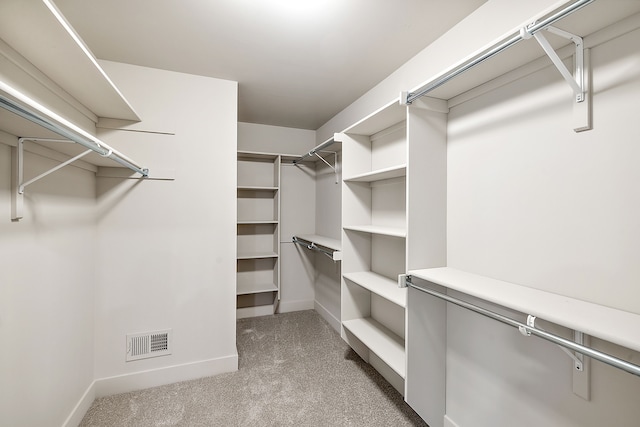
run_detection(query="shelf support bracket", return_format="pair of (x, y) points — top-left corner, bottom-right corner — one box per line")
(519, 315), (590, 400)
(12, 138), (93, 221)
(523, 24), (591, 131)
(314, 151), (339, 184)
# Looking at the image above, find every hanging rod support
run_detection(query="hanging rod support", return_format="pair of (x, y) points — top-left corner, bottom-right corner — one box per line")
(17, 138), (94, 194)
(519, 314), (583, 370)
(524, 25), (584, 102)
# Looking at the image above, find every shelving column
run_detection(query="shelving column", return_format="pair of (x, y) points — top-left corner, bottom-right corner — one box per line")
(236, 151), (281, 319)
(338, 101), (409, 394)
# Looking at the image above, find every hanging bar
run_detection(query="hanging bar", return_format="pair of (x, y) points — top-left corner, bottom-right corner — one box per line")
(0, 80), (148, 177)
(402, 0), (595, 105)
(292, 235), (342, 261)
(293, 138), (336, 165)
(405, 276), (640, 377)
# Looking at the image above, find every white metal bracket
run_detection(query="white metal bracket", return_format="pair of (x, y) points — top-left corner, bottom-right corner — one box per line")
(522, 24), (592, 132)
(12, 138), (92, 221)
(523, 25), (584, 102)
(314, 150), (339, 184)
(519, 314), (590, 400)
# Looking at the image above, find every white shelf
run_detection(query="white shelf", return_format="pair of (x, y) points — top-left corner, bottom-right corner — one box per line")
(237, 251), (279, 260)
(342, 317), (406, 378)
(237, 281), (278, 296)
(344, 271), (406, 308)
(237, 186), (278, 191)
(237, 220), (278, 225)
(0, 1), (139, 121)
(237, 150), (281, 160)
(343, 99), (406, 136)
(344, 164), (407, 183)
(343, 225), (406, 238)
(408, 267), (640, 354)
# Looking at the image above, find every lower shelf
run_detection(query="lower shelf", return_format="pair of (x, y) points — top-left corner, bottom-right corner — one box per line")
(237, 292), (279, 319)
(342, 317), (405, 378)
(237, 282), (278, 296)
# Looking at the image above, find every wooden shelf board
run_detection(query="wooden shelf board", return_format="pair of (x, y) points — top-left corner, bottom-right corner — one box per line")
(237, 282), (278, 296)
(237, 251), (278, 260)
(344, 271), (406, 308)
(408, 267), (640, 354)
(237, 220), (278, 225)
(342, 317), (406, 378)
(344, 164), (407, 183)
(0, 1), (139, 121)
(343, 225), (406, 238)
(343, 100), (406, 136)
(237, 186), (278, 191)
(237, 151), (281, 160)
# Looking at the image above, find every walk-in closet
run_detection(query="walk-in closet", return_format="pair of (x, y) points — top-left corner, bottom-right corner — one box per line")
(2, 1), (640, 426)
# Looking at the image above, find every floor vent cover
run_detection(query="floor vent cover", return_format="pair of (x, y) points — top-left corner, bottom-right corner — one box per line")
(126, 329), (172, 361)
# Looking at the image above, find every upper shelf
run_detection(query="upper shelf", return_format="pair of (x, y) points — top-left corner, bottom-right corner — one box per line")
(0, 0), (139, 121)
(408, 267), (640, 355)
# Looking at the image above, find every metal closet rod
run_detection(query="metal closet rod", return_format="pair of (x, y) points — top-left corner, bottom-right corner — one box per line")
(293, 138), (335, 165)
(292, 236), (335, 259)
(404, 0), (595, 104)
(0, 83), (148, 177)
(406, 278), (640, 377)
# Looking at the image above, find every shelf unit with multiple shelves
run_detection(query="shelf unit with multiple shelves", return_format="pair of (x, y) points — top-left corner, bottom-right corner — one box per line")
(338, 98), (447, 397)
(236, 151), (281, 318)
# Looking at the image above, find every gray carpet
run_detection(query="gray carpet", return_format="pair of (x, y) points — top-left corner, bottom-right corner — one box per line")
(80, 310), (427, 426)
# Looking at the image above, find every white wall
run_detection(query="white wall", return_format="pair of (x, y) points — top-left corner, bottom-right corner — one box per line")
(91, 61), (238, 392)
(443, 23), (640, 427)
(0, 144), (96, 427)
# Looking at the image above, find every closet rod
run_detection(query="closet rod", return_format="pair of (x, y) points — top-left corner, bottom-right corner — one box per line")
(0, 82), (148, 177)
(406, 277), (640, 377)
(293, 138), (335, 165)
(292, 236), (335, 259)
(402, 0), (595, 105)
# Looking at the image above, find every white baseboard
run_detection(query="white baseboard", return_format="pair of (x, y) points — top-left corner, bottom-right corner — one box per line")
(314, 300), (340, 333)
(278, 298), (314, 313)
(444, 414), (461, 427)
(63, 381), (96, 427)
(94, 353), (239, 398)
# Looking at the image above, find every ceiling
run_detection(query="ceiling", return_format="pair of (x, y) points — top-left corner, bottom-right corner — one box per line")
(53, 0), (487, 130)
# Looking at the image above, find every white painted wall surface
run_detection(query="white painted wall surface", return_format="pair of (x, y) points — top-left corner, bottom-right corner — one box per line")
(0, 146), (96, 427)
(92, 62), (238, 392)
(444, 24), (640, 427)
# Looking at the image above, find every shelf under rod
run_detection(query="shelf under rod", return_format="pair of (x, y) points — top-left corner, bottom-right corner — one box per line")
(403, 0), (595, 105)
(293, 138), (336, 165)
(406, 277), (640, 377)
(0, 82), (148, 177)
